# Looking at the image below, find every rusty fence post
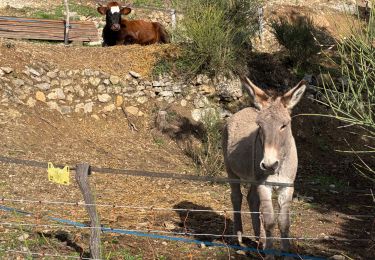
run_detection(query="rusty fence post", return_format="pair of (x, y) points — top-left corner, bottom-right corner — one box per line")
(75, 163), (101, 259)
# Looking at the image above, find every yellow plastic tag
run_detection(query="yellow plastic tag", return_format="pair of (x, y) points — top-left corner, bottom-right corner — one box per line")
(48, 163), (70, 185)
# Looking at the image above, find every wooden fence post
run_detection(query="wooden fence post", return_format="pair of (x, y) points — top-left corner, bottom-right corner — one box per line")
(64, 0), (70, 45)
(75, 163), (101, 259)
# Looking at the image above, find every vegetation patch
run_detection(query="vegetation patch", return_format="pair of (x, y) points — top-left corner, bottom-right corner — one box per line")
(173, 0), (261, 76)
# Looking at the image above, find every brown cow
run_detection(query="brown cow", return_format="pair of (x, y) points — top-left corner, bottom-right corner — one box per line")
(97, 1), (170, 46)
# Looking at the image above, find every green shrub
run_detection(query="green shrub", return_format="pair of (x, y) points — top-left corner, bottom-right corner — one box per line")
(184, 109), (224, 177)
(320, 8), (375, 182)
(270, 15), (320, 67)
(174, 0), (261, 76)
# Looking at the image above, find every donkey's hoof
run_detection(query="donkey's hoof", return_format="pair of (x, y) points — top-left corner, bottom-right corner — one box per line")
(237, 231), (243, 244)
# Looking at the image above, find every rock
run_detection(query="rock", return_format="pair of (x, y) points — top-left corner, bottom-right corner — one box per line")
(41, 75), (51, 83)
(152, 81), (164, 87)
(60, 106), (72, 114)
(103, 104), (116, 112)
(58, 70), (67, 78)
(66, 94), (74, 102)
(46, 71), (57, 79)
(75, 103), (85, 113)
(84, 102), (94, 113)
(47, 88), (65, 100)
(35, 91), (46, 102)
(89, 77), (101, 87)
(35, 83), (51, 91)
(194, 95), (209, 108)
(64, 86), (75, 94)
(50, 80), (59, 87)
(1, 67), (13, 74)
(109, 75), (120, 85)
(87, 41), (102, 46)
(129, 70), (141, 78)
(28, 68), (41, 77)
(219, 108), (232, 119)
(61, 79), (73, 87)
(160, 91), (174, 97)
(98, 94), (111, 103)
(199, 85), (215, 96)
(191, 108), (216, 122)
(215, 77), (243, 100)
(180, 99), (187, 107)
(196, 74), (210, 85)
(74, 85), (85, 97)
(0, 70), (4, 77)
(97, 85), (106, 93)
(125, 106), (139, 116)
(138, 110), (144, 117)
(115, 95), (124, 107)
(26, 97), (36, 107)
(137, 96), (148, 104)
(12, 79), (25, 88)
(329, 184), (336, 189)
(47, 101), (59, 111)
(55, 88), (65, 100)
(103, 79), (110, 85)
(18, 234), (29, 241)
(91, 114), (100, 120)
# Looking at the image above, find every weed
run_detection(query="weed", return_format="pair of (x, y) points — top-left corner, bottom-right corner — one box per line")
(270, 15), (320, 68)
(185, 108), (224, 177)
(174, 0), (261, 76)
(319, 7), (375, 182)
(29, 3), (100, 20)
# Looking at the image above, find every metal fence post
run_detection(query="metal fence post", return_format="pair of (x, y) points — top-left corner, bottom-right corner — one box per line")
(63, 0), (70, 45)
(75, 163), (101, 259)
(258, 7), (264, 45)
(171, 9), (176, 29)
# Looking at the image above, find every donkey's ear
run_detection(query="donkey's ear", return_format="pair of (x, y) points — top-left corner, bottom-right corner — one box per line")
(240, 76), (269, 110)
(97, 6), (108, 15)
(282, 80), (307, 110)
(121, 7), (132, 15)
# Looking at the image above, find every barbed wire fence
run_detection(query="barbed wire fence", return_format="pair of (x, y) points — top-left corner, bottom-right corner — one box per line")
(0, 155), (374, 259)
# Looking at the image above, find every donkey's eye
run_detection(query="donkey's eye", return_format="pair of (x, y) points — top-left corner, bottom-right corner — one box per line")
(280, 124), (287, 130)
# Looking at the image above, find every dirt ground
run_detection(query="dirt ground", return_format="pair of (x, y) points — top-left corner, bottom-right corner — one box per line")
(0, 1), (375, 260)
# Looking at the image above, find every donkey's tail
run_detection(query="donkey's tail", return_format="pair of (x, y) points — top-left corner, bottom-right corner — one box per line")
(156, 23), (170, 44)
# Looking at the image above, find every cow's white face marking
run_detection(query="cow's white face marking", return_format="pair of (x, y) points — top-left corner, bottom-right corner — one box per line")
(110, 6), (120, 14)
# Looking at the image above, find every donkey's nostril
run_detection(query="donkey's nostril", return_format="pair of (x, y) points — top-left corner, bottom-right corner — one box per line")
(260, 162), (267, 171)
(260, 161), (279, 171)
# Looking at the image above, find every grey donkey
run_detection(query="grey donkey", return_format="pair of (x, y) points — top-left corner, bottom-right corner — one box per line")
(223, 76), (306, 259)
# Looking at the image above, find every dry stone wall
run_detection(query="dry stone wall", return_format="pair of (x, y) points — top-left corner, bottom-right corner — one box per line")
(0, 65), (241, 121)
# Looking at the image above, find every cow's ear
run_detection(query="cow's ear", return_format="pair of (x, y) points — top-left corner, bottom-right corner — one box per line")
(121, 7), (132, 15)
(97, 6), (108, 15)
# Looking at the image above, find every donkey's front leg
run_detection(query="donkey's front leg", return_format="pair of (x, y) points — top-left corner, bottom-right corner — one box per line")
(230, 182), (243, 243)
(278, 187), (294, 255)
(258, 185), (275, 259)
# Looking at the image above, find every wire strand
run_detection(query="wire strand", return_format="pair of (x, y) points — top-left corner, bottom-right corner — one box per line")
(0, 222), (372, 242)
(1, 197), (374, 218)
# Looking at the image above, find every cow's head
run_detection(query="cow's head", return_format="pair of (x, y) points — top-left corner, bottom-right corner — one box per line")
(97, 2), (131, 31)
